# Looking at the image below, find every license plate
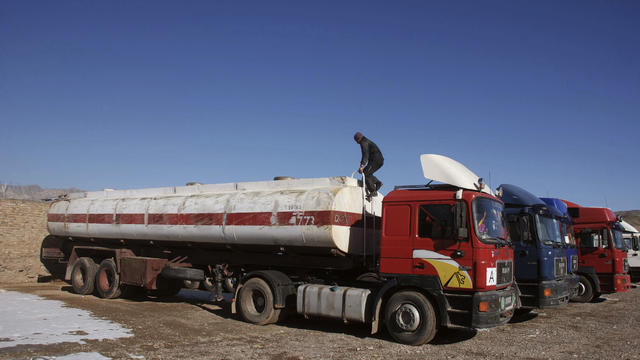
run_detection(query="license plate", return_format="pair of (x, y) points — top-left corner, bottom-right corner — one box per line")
(501, 295), (513, 310)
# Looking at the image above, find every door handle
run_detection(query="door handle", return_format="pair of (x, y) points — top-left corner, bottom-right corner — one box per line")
(413, 263), (425, 269)
(599, 253), (608, 258)
(519, 250), (528, 257)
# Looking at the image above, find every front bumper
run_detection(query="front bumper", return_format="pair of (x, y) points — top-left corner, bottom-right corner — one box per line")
(471, 286), (517, 329)
(613, 273), (631, 293)
(537, 279), (570, 308)
(567, 274), (580, 299)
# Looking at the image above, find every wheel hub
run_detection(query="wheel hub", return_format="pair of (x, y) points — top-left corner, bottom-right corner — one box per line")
(252, 291), (266, 312)
(578, 282), (586, 296)
(395, 304), (420, 331)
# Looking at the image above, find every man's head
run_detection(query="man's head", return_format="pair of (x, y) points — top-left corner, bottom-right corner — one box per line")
(353, 132), (364, 143)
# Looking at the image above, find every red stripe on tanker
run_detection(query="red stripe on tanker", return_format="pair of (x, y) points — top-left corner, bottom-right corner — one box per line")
(46, 177), (382, 254)
(48, 210), (365, 227)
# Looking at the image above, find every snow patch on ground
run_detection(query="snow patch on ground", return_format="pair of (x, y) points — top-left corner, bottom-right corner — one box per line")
(37, 352), (113, 359)
(0, 290), (133, 349)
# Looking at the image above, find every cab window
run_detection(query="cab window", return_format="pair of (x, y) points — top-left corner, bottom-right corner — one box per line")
(418, 204), (453, 239)
(507, 214), (533, 244)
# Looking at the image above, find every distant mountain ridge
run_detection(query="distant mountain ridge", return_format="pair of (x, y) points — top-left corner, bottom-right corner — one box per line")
(0, 184), (83, 201)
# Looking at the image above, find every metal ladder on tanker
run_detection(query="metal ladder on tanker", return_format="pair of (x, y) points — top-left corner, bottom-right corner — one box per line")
(354, 172), (376, 269)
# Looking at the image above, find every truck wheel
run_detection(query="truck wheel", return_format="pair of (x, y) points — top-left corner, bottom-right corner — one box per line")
(238, 278), (281, 325)
(384, 291), (437, 345)
(95, 258), (122, 299)
(161, 266), (204, 281)
(183, 280), (201, 290)
(70, 257), (98, 295)
(572, 275), (594, 303)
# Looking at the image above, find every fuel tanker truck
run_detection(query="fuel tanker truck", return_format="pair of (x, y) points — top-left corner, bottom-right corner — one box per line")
(41, 154), (517, 345)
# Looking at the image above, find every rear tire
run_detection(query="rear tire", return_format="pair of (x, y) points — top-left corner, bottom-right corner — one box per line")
(572, 275), (594, 303)
(384, 291), (437, 345)
(238, 278), (280, 325)
(95, 258), (121, 299)
(70, 257), (98, 295)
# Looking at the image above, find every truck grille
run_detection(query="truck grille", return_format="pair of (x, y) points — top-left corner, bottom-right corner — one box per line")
(624, 258), (629, 273)
(496, 260), (513, 286)
(555, 257), (567, 278)
(571, 255), (578, 273)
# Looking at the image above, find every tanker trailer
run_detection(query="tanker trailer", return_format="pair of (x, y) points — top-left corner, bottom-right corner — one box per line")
(41, 154), (518, 345)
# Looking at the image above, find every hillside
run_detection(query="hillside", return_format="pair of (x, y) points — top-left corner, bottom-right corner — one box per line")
(617, 210), (640, 231)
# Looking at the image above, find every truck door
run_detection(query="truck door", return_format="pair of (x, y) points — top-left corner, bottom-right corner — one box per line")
(579, 228), (614, 290)
(579, 228), (613, 273)
(412, 201), (473, 290)
(507, 214), (538, 281)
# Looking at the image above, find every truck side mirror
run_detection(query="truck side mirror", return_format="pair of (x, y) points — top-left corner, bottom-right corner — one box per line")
(580, 230), (598, 248)
(633, 236), (639, 251)
(520, 216), (532, 242)
(453, 201), (468, 241)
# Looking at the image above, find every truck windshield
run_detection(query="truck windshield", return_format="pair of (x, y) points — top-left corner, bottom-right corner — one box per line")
(472, 197), (507, 244)
(535, 215), (563, 247)
(611, 229), (625, 250)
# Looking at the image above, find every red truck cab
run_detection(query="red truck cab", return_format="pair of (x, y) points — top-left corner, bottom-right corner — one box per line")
(380, 183), (516, 328)
(563, 200), (630, 301)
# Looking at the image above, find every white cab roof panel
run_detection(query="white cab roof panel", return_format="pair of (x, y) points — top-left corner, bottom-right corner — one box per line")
(420, 154), (493, 195)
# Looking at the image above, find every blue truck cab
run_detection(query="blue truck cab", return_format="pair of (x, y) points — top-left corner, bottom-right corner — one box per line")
(498, 184), (570, 309)
(541, 197), (580, 299)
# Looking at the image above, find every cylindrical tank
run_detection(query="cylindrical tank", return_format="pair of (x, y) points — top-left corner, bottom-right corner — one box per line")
(47, 177), (382, 255)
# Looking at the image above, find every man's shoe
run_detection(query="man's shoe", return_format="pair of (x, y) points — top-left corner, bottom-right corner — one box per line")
(375, 182), (383, 192)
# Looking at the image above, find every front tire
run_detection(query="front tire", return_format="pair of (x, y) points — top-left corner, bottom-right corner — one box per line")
(70, 257), (98, 295)
(237, 278), (280, 325)
(384, 291), (437, 345)
(572, 275), (594, 303)
(95, 258), (121, 299)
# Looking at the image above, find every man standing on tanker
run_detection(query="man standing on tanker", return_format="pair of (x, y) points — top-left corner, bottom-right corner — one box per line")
(354, 132), (383, 200)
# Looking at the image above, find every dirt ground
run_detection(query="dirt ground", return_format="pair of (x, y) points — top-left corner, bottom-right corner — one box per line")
(1, 281), (639, 360)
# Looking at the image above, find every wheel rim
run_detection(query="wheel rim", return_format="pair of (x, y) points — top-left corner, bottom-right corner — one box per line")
(73, 267), (86, 288)
(99, 268), (113, 291)
(395, 303), (421, 332)
(251, 290), (266, 313)
(578, 282), (586, 296)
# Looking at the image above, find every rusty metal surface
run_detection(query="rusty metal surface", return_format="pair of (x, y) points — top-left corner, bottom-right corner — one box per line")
(119, 257), (168, 289)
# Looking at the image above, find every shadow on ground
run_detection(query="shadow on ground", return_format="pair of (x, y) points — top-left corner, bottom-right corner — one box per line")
(60, 285), (478, 345)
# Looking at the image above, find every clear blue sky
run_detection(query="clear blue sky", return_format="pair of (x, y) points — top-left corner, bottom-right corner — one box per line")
(1, 1), (639, 210)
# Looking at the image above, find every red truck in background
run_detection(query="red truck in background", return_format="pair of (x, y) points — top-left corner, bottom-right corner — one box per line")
(41, 154), (517, 346)
(562, 200), (631, 302)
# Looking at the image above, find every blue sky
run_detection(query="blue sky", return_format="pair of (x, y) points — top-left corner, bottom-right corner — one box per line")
(1, 1), (639, 210)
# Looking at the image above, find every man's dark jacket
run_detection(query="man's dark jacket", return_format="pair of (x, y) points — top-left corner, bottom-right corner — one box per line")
(359, 136), (384, 166)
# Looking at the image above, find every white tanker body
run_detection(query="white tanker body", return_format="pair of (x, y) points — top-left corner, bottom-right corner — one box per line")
(47, 176), (382, 255)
